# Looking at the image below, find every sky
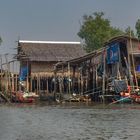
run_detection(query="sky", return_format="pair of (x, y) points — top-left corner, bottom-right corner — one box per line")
(0, 0), (140, 62)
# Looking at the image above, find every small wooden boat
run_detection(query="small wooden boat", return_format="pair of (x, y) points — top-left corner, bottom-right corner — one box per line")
(130, 94), (140, 103)
(11, 91), (38, 103)
(111, 96), (132, 104)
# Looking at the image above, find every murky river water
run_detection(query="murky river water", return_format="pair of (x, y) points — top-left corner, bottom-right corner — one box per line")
(0, 102), (140, 140)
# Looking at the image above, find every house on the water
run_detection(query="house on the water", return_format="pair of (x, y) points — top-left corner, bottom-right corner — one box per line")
(16, 40), (86, 94)
(54, 35), (140, 102)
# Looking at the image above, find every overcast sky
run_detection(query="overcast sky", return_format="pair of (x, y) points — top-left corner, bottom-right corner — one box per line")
(0, 0), (140, 56)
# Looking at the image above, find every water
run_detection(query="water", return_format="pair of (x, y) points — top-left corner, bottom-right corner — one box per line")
(0, 102), (140, 140)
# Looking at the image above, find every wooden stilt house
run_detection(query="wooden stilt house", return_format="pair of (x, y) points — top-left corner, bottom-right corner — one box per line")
(54, 35), (140, 102)
(16, 40), (86, 94)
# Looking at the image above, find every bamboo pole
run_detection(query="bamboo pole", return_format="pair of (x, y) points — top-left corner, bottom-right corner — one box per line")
(26, 60), (29, 91)
(54, 70), (57, 100)
(102, 50), (106, 103)
(72, 66), (76, 94)
(95, 65), (98, 91)
(129, 31), (138, 89)
(85, 70), (88, 92)
(37, 74), (39, 94)
(126, 38), (134, 93)
(39, 74), (41, 94)
(47, 76), (48, 94)
(12, 61), (14, 91)
(68, 62), (71, 94)
(30, 76), (32, 92)
(78, 66), (81, 94)
(62, 65), (64, 94)
(81, 67), (83, 95)
(15, 74), (18, 91)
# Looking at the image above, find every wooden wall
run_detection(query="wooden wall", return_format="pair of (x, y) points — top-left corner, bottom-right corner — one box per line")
(127, 39), (140, 54)
(31, 61), (56, 73)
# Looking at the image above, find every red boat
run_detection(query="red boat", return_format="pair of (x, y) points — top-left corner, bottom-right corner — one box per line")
(11, 91), (38, 103)
(130, 94), (140, 103)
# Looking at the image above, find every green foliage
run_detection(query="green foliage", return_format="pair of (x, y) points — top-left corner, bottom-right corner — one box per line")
(125, 26), (135, 37)
(78, 12), (124, 52)
(135, 19), (140, 39)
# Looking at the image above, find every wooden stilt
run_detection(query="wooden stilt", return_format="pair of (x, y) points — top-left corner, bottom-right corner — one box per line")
(62, 65), (64, 94)
(37, 74), (39, 94)
(54, 70), (57, 100)
(30, 75), (32, 92)
(26, 60), (29, 91)
(78, 67), (81, 94)
(68, 62), (71, 94)
(129, 31), (138, 90)
(72, 66), (76, 94)
(47, 76), (48, 94)
(81, 66), (83, 95)
(39, 74), (41, 94)
(15, 74), (18, 92)
(102, 50), (106, 103)
(0, 56), (2, 91)
(12, 61), (14, 91)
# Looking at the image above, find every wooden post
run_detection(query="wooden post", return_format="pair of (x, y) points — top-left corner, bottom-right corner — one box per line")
(30, 75), (32, 92)
(46, 76), (48, 94)
(102, 50), (106, 103)
(12, 61), (14, 91)
(127, 40), (134, 92)
(26, 61), (29, 91)
(54, 70), (57, 101)
(68, 62), (71, 94)
(78, 66), (81, 94)
(72, 66), (76, 94)
(62, 65), (64, 94)
(37, 74), (39, 94)
(129, 32), (138, 90)
(0, 56), (2, 91)
(92, 65), (94, 93)
(81, 65), (83, 95)
(116, 46), (120, 80)
(39, 74), (41, 94)
(15, 74), (18, 92)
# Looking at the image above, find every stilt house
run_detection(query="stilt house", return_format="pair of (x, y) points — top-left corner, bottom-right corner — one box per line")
(16, 40), (86, 93)
(54, 35), (140, 102)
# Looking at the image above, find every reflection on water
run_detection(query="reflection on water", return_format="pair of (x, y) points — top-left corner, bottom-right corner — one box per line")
(0, 102), (140, 140)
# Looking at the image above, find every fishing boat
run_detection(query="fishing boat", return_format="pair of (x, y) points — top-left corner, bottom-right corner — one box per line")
(112, 96), (132, 104)
(11, 91), (39, 103)
(130, 94), (140, 103)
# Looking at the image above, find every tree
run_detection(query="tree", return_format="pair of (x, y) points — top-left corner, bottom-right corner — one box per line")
(135, 19), (140, 39)
(78, 12), (124, 52)
(125, 26), (135, 37)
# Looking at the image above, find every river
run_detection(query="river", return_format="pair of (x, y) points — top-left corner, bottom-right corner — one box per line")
(0, 102), (140, 140)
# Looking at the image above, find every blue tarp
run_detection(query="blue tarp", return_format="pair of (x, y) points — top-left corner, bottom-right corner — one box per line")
(19, 66), (28, 81)
(107, 43), (120, 64)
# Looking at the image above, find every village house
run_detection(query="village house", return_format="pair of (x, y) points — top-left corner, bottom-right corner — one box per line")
(54, 35), (140, 102)
(16, 40), (86, 94)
